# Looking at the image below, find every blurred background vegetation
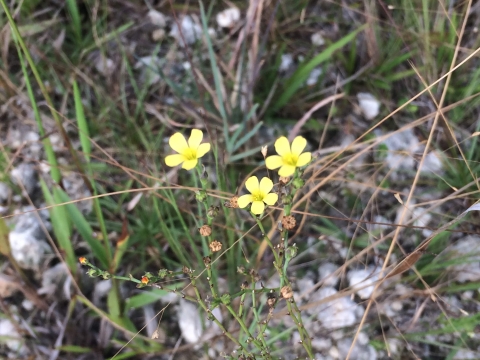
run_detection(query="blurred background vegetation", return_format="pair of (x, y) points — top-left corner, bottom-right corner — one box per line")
(2, 0), (480, 359)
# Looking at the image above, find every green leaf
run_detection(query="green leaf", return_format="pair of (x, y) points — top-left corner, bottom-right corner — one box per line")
(125, 289), (169, 310)
(56, 345), (92, 354)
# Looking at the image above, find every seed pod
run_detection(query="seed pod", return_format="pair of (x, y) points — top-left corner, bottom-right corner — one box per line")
(209, 240), (222, 252)
(282, 215), (296, 230)
(199, 225), (212, 236)
(281, 285), (293, 299)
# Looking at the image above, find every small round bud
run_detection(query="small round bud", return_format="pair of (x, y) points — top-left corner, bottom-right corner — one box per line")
(229, 196), (239, 208)
(281, 285), (293, 299)
(281, 215), (296, 230)
(199, 225), (212, 236)
(203, 256), (212, 266)
(240, 281), (249, 290)
(141, 276), (149, 285)
(209, 240), (222, 252)
(195, 190), (207, 202)
(78, 257), (88, 265)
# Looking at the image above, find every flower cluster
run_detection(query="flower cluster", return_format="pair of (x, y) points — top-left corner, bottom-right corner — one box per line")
(165, 130), (311, 215)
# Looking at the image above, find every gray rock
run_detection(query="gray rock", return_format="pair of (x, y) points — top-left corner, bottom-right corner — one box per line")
(11, 163), (37, 196)
(9, 230), (51, 270)
(0, 182), (11, 203)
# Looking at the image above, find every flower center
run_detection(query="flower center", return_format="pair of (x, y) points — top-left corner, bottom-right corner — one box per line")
(282, 153), (298, 166)
(182, 148), (197, 160)
(251, 190), (264, 202)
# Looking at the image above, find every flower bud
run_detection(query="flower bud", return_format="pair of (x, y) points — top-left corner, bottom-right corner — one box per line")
(292, 178), (305, 189)
(195, 190), (207, 202)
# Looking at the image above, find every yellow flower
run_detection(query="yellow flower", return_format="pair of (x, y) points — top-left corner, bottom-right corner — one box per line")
(237, 176), (278, 215)
(165, 129), (211, 170)
(265, 136), (311, 177)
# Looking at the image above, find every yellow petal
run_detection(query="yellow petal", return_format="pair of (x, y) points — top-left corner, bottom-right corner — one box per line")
(291, 136), (307, 155)
(259, 177), (274, 194)
(296, 152), (311, 167)
(274, 136), (291, 156)
(237, 194), (253, 208)
(169, 133), (189, 154)
(165, 154), (185, 167)
(182, 159), (198, 170)
(251, 201), (265, 215)
(188, 129), (203, 149)
(263, 193), (278, 206)
(265, 155), (283, 169)
(245, 176), (259, 194)
(196, 143), (210, 158)
(278, 165), (296, 177)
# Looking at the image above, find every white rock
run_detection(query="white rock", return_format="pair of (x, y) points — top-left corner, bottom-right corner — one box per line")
(337, 338), (377, 360)
(147, 9), (167, 28)
(93, 279), (112, 305)
(329, 346), (340, 359)
(419, 150), (444, 174)
(348, 268), (379, 299)
(177, 300), (202, 343)
(0, 319), (28, 356)
(216, 7), (240, 28)
(311, 32), (325, 46)
(169, 15), (202, 47)
(357, 92), (380, 120)
(9, 230), (50, 270)
(312, 287), (359, 329)
(306, 68), (323, 86)
(95, 57), (115, 76)
(357, 332), (369, 346)
(279, 53), (294, 72)
(38, 263), (68, 296)
(377, 128), (421, 172)
(0, 182), (11, 203)
(134, 55), (163, 85)
(63, 172), (93, 214)
(448, 236), (480, 283)
(22, 299), (34, 311)
(13, 206), (51, 240)
(454, 349), (478, 359)
(311, 337), (332, 350)
(318, 263), (339, 287)
(11, 163), (37, 196)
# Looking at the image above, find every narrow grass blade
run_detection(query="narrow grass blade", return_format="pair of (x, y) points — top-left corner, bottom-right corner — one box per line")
(40, 180), (76, 273)
(73, 80), (91, 162)
(272, 26), (365, 112)
(55, 189), (109, 268)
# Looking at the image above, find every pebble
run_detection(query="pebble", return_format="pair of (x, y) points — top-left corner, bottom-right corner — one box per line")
(0, 182), (11, 204)
(147, 9), (167, 28)
(318, 263), (339, 287)
(216, 7), (240, 28)
(0, 319), (28, 356)
(306, 67), (323, 86)
(348, 267), (379, 299)
(357, 92), (380, 120)
(311, 32), (325, 46)
(177, 299), (202, 343)
(169, 15), (202, 47)
(9, 230), (50, 270)
(311, 287), (359, 329)
(11, 163), (37, 196)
